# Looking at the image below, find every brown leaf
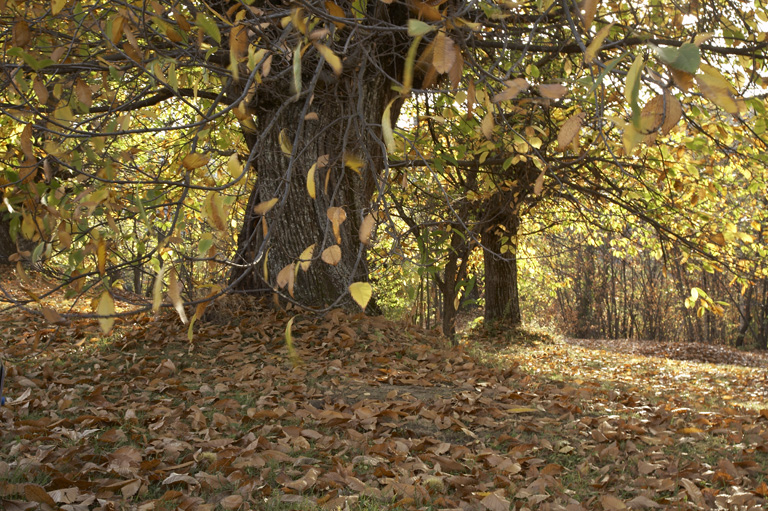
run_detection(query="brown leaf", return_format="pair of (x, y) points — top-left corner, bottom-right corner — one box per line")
(581, 0), (598, 30)
(680, 478), (705, 506)
(492, 78), (529, 103)
(24, 485), (56, 507)
(41, 306), (66, 325)
(626, 495), (662, 509)
(321, 245), (342, 266)
(538, 83), (568, 99)
(276, 263), (295, 296)
(480, 492), (510, 511)
(432, 31), (457, 74)
(556, 112), (585, 152)
(359, 213), (376, 245)
(284, 467), (320, 491)
(219, 494), (244, 510)
(601, 494), (627, 510)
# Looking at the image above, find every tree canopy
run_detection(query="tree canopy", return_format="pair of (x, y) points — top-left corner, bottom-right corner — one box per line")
(1, 0), (767, 336)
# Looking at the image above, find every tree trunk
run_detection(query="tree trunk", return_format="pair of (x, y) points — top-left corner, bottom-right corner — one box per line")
(482, 213), (521, 326)
(0, 217), (15, 265)
(436, 229), (470, 340)
(229, 69), (392, 310)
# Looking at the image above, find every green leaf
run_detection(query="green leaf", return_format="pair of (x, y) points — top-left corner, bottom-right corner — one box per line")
(195, 13), (221, 44)
(625, 54), (644, 127)
(407, 19), (435, 37)
(382, 98), (397, 153)
(652, 42), (700, 74)
(292, 41), (302, 99)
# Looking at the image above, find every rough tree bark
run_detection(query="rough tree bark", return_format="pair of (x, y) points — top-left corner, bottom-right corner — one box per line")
(228, 8), (406, 309)
(482, 210), (522, 326)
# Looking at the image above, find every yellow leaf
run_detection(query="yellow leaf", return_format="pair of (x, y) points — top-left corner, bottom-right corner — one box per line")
(307, 163), (317, 199)
(327, 206), (347, 244)
(359, 213), (375, 245)
(97, 237), (107, 276)
(97, 291), (115, 334)
(52, 0), (67, 15)
(276, 263), (295, 297)
(584, 23), (613, 64)
(678, 427), (704, 434)
(324, 1), (345, 28)
(710, 232), (726, 246)
(315, 43), (342, 76)
(285, 317), (301, 366)
(203, 191), (229, 231)
(623, 124), (643, 154)
(168, 267), (188, 324)
(432, 31), (457, 74)
(556, 111), (585, 152)
(279, 129), (293, 155)
(491, 78), (529, 103)
(696, 64), (741, 114)
(401, 34), (422, 97)
(298, 244), (315, 271)
(344, 152), (365, 173)
(253, 198), (278, 215)
(16, 262), (32, 287)
(182, 152), (210, 170)
(321, 245), (342, 265)
(349, 282), (372, 310)
(226, 153), (243, 180)
(693, 33), (714, 46)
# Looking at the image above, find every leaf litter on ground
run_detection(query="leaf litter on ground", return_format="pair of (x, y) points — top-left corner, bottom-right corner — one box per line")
(1, 275), (767, 510)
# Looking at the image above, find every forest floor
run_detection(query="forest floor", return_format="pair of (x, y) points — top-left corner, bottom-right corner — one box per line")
(1, 273), (768, 510)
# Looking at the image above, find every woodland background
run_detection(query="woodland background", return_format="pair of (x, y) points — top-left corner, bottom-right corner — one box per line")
(2, 0), (768, 509)
(0, 0), (767, 347)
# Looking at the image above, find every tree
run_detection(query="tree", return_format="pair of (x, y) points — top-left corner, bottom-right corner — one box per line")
(1, 0), (767, 335)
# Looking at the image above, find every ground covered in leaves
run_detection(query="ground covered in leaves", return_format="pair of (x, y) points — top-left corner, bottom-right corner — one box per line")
(1, 287), (768, 510)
